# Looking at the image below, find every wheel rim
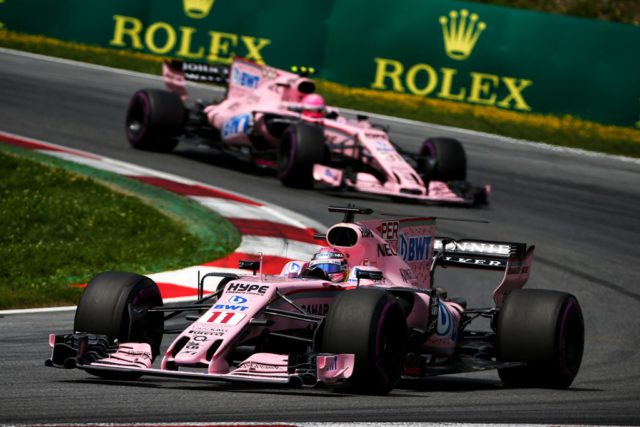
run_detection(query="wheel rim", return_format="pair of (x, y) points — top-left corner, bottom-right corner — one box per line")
(126, 93), (150, 144)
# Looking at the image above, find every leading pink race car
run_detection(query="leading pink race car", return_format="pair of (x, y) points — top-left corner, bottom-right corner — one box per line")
(47, 206), (584, 394)
(125, 58), (489, 205)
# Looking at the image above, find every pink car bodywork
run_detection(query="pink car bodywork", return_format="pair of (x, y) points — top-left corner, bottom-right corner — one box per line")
(47, 206), (538, 391)
(155, 58), (489, 205)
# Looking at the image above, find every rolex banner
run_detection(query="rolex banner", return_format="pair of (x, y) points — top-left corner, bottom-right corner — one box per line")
(0, 0), (331, 67)
(1, 0), (639, 127)
(323, 1), (640, 128)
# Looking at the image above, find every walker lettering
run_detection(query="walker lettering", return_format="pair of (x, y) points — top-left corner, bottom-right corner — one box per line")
(109, 15), (271, 64)
(371, 57), (533, 112)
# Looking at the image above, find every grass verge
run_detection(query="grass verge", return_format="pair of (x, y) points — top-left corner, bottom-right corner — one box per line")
(1, 29), (639, 158)
(0, 144), (240, 309)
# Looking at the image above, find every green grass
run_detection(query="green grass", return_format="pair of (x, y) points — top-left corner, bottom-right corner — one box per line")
(0, 146), (240, 309)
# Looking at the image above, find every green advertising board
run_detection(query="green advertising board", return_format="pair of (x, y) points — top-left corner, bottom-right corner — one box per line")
(0, 0), (330, 66)
(1, 0), (639, 127)
(323, 0), (640, 128)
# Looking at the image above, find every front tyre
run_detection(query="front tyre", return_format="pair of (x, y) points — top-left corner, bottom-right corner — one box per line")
(126, 89), (185, 152)
(321, 288), (407, 394)
(496, 289), (584, 389)
(419, 137), (466, 181)
(74, 271), (164, 360)
(277, 122), (325, 188)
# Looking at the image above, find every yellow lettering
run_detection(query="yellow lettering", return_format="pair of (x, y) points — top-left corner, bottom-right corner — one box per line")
(145, 22), (176, 55)
(406, 64), (437, 96)
(437, 68), (465, 101)
(207, 31), (238, 64)
(371, 58), (405, 92)
(176, 27), (204, 59)
(369, 57), (534, 112)
(110, 15), (143, 49)
(498, 77), (533, 111)
(241, 36), (271, 64)
(468, 72), (498, 105)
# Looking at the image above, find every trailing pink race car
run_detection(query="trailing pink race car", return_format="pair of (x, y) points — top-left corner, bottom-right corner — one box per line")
(125, 58), (489, 205)
(47, 206), (583, 394)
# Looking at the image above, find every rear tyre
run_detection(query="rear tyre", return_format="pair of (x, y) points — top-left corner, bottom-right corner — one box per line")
(321, 288), (407, 395)
(496, 289), (584, 389)
(277, 122), (325, 188)
(419, 137), (466, 181)
(74, 271), (164, 379)
(126, 89), (185, 152)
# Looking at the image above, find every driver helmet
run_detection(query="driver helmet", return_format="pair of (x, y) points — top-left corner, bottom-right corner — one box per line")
(301, 94), (325, 118)
(308, 247), (348, 282)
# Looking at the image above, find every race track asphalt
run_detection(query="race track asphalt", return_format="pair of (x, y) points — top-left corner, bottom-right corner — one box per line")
(1, 48), (639, 425)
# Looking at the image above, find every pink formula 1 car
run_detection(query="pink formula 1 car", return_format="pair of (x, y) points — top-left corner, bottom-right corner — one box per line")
(47, 206), (583, 394)
(125, 58), (489, 205)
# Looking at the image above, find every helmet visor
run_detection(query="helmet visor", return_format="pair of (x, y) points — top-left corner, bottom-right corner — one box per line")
(310, 262), (343, 274)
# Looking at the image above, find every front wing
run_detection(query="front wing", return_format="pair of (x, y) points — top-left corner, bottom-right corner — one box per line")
(313, 165), (489, 205)
(46, 333), (354, 387)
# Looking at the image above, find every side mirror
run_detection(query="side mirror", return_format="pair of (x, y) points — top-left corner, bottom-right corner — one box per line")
(356, 269), (383, 281)
(239, 260), (260, 275)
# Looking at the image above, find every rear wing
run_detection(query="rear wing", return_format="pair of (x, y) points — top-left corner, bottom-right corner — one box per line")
(433, 237), (535, 307)
(162, 60), (230, 100)
(434, 238), (527, 270)
(165, 60), (230, 84)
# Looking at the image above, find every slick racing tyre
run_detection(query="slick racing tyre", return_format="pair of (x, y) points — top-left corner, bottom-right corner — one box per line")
(419, 137), (467, 181)
(126, 89), (185, 152)
(277, 122), (326, 188)
(74, 271), (164, 362)
(496, 289), (584, 389)
(321, 288), (407, 395)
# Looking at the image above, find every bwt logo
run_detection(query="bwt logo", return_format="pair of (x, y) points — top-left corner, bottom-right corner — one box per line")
(400, 234), (432, 262)
(228, 295), (247, 304)
(287, 262), (302, 273)
(222, 113), (251, 138)
(214, 303), (249, 312)
(232, 68), (261, 89)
